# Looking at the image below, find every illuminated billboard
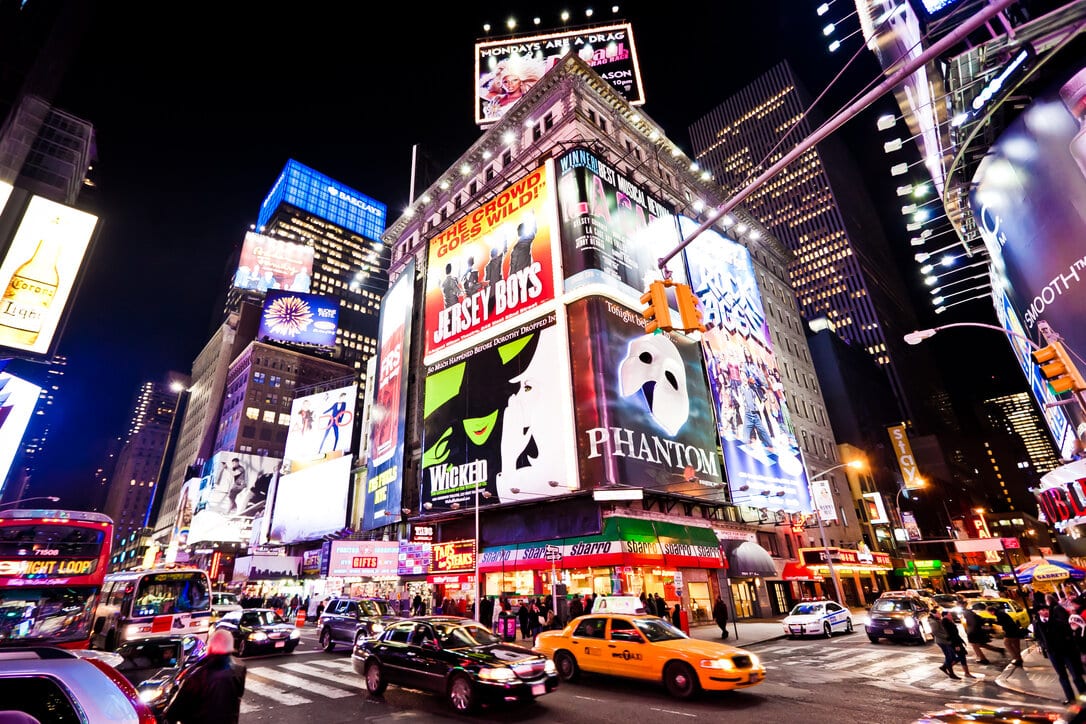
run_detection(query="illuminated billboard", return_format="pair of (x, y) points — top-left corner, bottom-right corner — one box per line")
(0, 373), (40, 492)
(362, 259), (415, 531)
(475, 23), (644, 124)
(327, 540), (400, 577)
(267, 454), (352, 544)
(0, 195), (98, 355)
(0, 182), (11, 215)
(258, 290), (338, 347)
(555, 148), (685, 301)
(282, 384), (357, 472)
(679, 216), (811, 513)
(423, 165), (556, 362)
(233, 232), (314, 293)
(257, 159), (387, 240)
(188, 452), (280, 544)
(567, 296), (724, 497)
(420, 313), (575, 511)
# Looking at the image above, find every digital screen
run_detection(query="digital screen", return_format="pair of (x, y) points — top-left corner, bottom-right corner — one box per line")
(0, 373), (40, 494)
(187, 452), (280, 544)
(233, 232), (314, 294)
(258, 290), (338, 347)
(328, 540), (399, 577)
(282, 384), (357, 472)
(257, 159), (386, 240)
(267, 454), (352, 545)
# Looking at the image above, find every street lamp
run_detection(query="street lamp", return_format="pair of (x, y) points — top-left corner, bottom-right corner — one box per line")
(808, 459), (865, 605)
(0, 495), (60, 510)
(904, 322), (1041, 351)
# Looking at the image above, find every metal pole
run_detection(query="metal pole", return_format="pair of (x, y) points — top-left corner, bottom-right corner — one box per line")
(551, 558), (558, 625)
(475, 482), (481, 622)
(813, 502), (847, 606)
(657, 0), (1016, 269)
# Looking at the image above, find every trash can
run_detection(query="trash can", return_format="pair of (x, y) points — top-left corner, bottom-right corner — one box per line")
(678, 609), (690, 636)
(499, 612), (517, 642)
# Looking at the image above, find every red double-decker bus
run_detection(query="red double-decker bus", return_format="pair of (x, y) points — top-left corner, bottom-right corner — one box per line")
(0, 508), (114, 649)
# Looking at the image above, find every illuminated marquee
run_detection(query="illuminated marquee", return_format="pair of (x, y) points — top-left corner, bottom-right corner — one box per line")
(0, 558), (96, 577)
(431, 539), (476, 573)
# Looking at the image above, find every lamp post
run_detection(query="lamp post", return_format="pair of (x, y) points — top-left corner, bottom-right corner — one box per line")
(0, 495), (60, 510)
(808, 460), (865, 605)
(904, 322), (1041, 351)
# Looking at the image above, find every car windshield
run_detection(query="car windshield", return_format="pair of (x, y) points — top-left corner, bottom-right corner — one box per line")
(242, 610), (285, 626)
(434, 621), (502, 649)
(932, 595), (960, 606)
(360, 600), (391, 617)
(872, 599), (914, 612)
(791, 604), (824, 616)
(633, 617), (687, 642)
(213, 593), (238, 606)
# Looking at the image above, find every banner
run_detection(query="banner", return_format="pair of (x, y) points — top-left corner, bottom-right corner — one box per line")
(811, 479), (837, 523)
(902, 510), (922, 541)
(862, 492), (890, 526)
(567, 296), (724, 496)
(362, 260), (415, 531)
(258, 290), (338, 347)
(888, 424), (924, 490)
(189, 452), (280, 544)
(420, 313), (574, 510)
(282, 384), (357, 472)
(232, 231), (313, 293)
(679, 216), (809, 512)
(423, 165), (555, 362)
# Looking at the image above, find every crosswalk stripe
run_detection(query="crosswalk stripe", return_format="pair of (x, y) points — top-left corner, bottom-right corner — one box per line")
(252, 670), (355, 699)
(279, 661), (367, 689)
(824, 651), (885, 669)
(304, 657), (356, 672)
(245, 676), (312, 706)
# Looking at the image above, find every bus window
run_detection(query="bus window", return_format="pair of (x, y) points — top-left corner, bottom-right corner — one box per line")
(134, 573), (210, 617)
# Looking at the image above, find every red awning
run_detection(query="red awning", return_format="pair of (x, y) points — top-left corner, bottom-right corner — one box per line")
(781, 562), (822, 581)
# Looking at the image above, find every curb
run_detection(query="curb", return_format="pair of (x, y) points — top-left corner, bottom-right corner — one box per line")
(994, 646), (1064, 703)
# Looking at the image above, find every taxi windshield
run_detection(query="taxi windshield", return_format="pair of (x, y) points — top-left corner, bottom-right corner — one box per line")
(791, 604), (824, 616)
(633, 617), (687, 642)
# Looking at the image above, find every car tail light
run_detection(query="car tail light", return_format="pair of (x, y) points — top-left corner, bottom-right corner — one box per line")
(86, 657), (160, 724)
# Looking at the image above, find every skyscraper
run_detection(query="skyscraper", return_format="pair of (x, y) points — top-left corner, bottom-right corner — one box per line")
(981, 392), (1063, 478)
(689, 60), (949, 433)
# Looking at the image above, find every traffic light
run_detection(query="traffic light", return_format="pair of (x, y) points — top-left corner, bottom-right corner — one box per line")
(674, 282), (707, 333)
(1031, 341), (1086, 394)
(640, 280), (673, 334)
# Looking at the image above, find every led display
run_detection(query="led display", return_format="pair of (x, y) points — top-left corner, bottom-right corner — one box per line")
(258, 290), (338, 347)
(188, 451), (281, 544)
(257, 159), (386, 240)
(233, 232), (314, 293)
(267, 454), (352, 545)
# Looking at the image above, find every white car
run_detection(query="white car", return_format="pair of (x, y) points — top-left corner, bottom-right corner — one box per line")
(211, 591), (243, 622)
(782, 600), (853, 638)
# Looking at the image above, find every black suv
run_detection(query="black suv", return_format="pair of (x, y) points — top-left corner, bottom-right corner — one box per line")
(865, 595), (934, 645)
(317, 597), (403, 652)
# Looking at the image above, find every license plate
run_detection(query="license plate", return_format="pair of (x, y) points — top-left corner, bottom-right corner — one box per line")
(532, 683), (546, 696)
(749, 672), (763, 683)
(884, 629), (894, 635)
(275, 641), (285, 648)
(790, 626), (802, 632)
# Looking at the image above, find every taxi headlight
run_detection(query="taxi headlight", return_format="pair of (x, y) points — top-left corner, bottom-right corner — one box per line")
(248, 631), (269, 642)
(904, 616), (916, 629)
(290, 628), (300, 639)
(699, 658), (736, 670)
(371, 622), (385, 635)
(478, 667), (517, 682)
(747, 653), (761, 668)
(544, 659), (557, 675)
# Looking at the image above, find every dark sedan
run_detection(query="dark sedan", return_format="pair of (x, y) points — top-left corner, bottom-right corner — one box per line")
(352, 616), (558, 713)
(112, 634), (207, 716)
(214, 608), (300, 656)
(865, 596), (935, 645)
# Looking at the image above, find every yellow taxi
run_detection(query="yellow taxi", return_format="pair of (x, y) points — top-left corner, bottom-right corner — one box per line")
(533, 613), (765, 698)
(965, 598), (1031, 633)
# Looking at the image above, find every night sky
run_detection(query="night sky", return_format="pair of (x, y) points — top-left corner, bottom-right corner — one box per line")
(17, 2), (1018, 509)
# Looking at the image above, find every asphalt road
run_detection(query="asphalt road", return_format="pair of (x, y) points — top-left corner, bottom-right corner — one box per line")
(236, 628), (1051, 723)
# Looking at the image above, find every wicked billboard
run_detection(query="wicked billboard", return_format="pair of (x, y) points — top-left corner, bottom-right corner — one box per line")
(567, 295), (724, 496)
(420, 312), (575, 511)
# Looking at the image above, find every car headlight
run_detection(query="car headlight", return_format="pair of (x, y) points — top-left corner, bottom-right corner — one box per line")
(699, 658), (736, 670)
(138, 686), (164, 704)
(544, 659), (557, 675)
(748, 653), (760, 668)
(290, 629), (300, 639)
(478, 667), (517, 682)
(371, 622), (385, 634)
(904, 616), (916, 628)
(249, 631), (269, 642)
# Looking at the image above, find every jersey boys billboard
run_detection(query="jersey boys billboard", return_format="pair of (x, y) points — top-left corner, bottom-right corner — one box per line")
(423, 165), (555, 362)
(420, 313), (575, 511)
(362, 259), (415, 531)
(567, 296), (724, 496)
(680, 217), (811, 513)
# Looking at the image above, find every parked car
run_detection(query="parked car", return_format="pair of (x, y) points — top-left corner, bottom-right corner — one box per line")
(931, 593), (966, 621)
(0, 645), (158, 723)
(113, 634), (207, 716)
(966, 598), (1031, 634)
(211, 591), (243, 622)
(352, 616), (558, 713)
(865, 595), (935, 644)
(318, 596), (403, 652)
(214, 608), (300, 656)
(534, 612), (765, 698)
(782, 600), (853, 638)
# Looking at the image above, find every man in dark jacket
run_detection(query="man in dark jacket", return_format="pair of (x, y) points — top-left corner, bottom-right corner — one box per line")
(568, 594), (584, 620)
(713, 596), (730, 639)
(165, 629), (246, 724)
(1036, 604), (1086, 704)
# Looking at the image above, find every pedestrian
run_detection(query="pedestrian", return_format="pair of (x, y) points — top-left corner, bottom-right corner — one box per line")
(569, 594), (584, 620)
(989, 603), (1027, 667)
(713, 596), (730, 640)
(518, 600), (532, 640)
(654, 593), (666, 618)
(644, 593), (656, 617)
(963, 606), (1004, 664)
(584, 593), (594, 614)
(1035, 604), (1086, 704)
(412, 593), (423, 616)
(933, 609), (976, 680)
(164, 629), (246, 724)
(671, 602), (682, 628)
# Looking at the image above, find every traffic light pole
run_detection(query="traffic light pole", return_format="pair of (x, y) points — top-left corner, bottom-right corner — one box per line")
(656, 0), (1017, 270)
(1037, 320), (1086, 419)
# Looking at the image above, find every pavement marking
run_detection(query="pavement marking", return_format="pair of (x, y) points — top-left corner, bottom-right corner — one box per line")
(252, 670), (355, 699)
(279, 661), (367, 689)
(824, 651), (885, 669)
(302, 657), (356, 672)
(244, 677), (312, 706)
(649, 707), (696, 717)
(574, 694), (605, 702)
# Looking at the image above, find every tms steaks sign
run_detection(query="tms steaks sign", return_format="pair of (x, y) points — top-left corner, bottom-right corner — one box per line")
(431, 540), (476, 573)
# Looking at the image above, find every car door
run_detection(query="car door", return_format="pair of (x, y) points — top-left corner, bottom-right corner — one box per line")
(405, 622), (446, 693)
(570, 617), (610, 674)
(337, 601), (361, 643)
(606, 617), (651, 680)
(373, 623), (416, 687)
(825, 602), (847, 632)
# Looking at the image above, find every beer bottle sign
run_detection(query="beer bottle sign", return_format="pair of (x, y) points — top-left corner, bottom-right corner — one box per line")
(0, 218), (62, 346)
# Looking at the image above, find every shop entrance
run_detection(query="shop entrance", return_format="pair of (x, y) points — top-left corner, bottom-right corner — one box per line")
(730, 580), (758, 619)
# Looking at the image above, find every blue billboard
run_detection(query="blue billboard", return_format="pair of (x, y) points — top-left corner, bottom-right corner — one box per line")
(257, 159), (387, 240)
(258, 290), (338, 348)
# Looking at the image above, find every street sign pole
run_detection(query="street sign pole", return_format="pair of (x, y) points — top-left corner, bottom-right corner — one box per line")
(545, 544), (562, 622)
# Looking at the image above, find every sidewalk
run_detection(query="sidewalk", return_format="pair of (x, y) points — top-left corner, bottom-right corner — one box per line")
(995, 642), (1068, 702)
(688, 606), (870, 647)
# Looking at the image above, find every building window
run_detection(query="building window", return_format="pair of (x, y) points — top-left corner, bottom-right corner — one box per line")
(262, 410), (275, 423)
(278, 412), (291, 426)
(253, 372), (266, 385)
(502, 150), (512, 166)
(245, 407), (259, 420)
(756, 531), (780, 557)
(486, 167), (495, 181)
(469, 181), (477, 195)
(532, 124), (542, 142)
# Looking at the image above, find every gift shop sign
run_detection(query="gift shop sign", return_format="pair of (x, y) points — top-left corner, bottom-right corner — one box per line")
(431, 539), (476, 574)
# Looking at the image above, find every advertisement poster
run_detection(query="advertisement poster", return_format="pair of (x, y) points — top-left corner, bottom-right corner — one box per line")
(567, 296), (724, 496)
(810, 479), (837, 523)
(420, 313), (574, 511)
(258, 290), (338, 347)
(475, 23), (644, 124)
(327, 540), (400, 577)
(680, 216), (811, 513)
(267, 454), (353, 544)
(232, 232), (314, 293)
(0, 195), (98, 355)
(188, 452), (280, 544)
(0, 373), (40, 490)
(556, 148), (685, 301)
(423, 165), (555, 362)
(363, 260), (416, 531)
(282, 384), (357, 472)
(170, 477), (198, 549)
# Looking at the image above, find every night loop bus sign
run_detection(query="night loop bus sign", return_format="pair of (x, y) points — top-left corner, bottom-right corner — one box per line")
(0, 558), (97, 577)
